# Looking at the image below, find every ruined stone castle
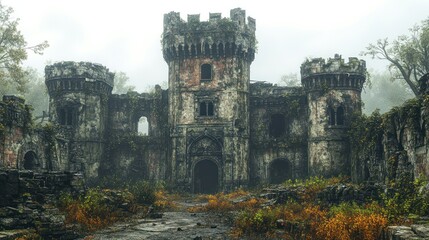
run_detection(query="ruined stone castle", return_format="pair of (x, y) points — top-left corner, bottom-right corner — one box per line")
(3, 8), (428, 193)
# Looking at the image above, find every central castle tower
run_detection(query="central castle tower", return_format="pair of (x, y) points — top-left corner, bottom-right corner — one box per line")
(162, 8), (256, 193)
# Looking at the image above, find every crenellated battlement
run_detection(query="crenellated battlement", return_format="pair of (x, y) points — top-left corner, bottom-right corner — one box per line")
(45, 61), (114, 96)
(300, 54), (366, 92)
(162, 8), (256, 62)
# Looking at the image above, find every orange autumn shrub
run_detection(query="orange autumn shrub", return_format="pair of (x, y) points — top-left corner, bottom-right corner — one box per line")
(153, 190), (177, 211)
(316, 212), (350, 240)
(58, 188), (134, 232)
(350, 213), (387, 240)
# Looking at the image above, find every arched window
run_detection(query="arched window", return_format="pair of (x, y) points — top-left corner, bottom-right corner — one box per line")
(269, 114), (285, 138)
(328, 106), (345, 126)
(201, 64), (212, 81)
(23, 151), (38, 170)
(328, 107), (336, 126)
(336, 106), (345, 125)
(58, 107), (75, 126)
(137, 116), (149, 135)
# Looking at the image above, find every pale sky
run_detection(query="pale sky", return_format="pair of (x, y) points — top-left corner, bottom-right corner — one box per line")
(3, 0), (429, 92)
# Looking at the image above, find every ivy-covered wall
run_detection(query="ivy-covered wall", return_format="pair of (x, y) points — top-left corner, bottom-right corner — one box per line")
(351, 94), (429, 183)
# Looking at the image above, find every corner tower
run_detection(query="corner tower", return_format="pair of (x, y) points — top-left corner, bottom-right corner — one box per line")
(45, 62), (114, 180)
(162, 8), (256, 192)
(301, 55), (366, 177)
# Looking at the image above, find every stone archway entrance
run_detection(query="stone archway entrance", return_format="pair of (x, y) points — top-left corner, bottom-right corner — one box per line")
(193, 160), (218, 194)
(23, 151), (38, 170)
(269, 158), (292, 184)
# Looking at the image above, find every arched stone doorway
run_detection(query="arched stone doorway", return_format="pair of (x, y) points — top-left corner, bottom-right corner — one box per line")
(23, 151), (38, 170)
(269, 158), (292, 184)
(193, 160), (218, 194)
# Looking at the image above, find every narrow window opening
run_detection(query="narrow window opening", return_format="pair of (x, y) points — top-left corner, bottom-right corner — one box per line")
(269, 114), (285, 138)
(207, 102), (214, 116)
(201, 64), (212, 81)
(137, 116), (149, 135)
(336, 106), (345, 125)
(328, 107), (336, 126)
(59, 109), (66, 125)
(199, 102), (207, 116)
(58, 107), (75, 126)
(204, 43), (210, 56)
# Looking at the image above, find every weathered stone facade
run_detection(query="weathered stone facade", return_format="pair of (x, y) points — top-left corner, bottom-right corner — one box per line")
(1, 8), (378, 193)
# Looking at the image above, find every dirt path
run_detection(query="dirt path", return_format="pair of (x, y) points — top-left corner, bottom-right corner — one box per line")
(86, 196), (233, 240)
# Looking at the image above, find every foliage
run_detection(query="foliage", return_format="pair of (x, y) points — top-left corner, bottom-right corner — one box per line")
(232, 200), (387, 240)
(349, 110), (383, 150)
(188, 189), (264, 213)
(278, 73), (301, 87)
(112, 71), (135, 94)
(128, 180), (156, 205)
(282, 176), (347, 202)
(382, 177), (429, 223)
(15, 232), (43, 240)
(361, 70), (414, 114)
(97, 176), (167, 207)
(58, 188), (135, 232)
(0, 3), (48, 95)
(362, 17), (429, 96)
(153, 190), (178, 211)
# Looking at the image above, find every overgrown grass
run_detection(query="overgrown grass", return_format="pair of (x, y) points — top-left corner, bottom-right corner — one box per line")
(58, 179), (174, 232)
(230, 177), (391, 240)
(58, 188), (135, 232)
(188, 189), (265, 213)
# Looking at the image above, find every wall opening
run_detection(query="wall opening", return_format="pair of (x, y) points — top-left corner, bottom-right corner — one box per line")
(137, 116), (149, 135)
(23, 151), (38, 170)
(201, 64), (212, 81)
(269, 159), (292, 184)
(336, 106), (345, 125)
(199, 101), (214, 117)
(269, 114), (285, 138)
(328, 106), (345, 126)
(58, 107), (75, 126)
(194, 160), (218, 194)
(328, 107), (336, 126)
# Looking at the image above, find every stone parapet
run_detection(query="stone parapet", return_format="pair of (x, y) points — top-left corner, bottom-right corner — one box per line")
(162, 8), (256, 62)
(301, 54), (366, 92)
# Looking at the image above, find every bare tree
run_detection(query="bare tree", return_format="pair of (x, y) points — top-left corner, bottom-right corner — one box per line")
(363, 18), (429, 96)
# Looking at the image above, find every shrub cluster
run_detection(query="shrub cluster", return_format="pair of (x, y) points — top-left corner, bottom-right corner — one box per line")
(58, 188), (135, 232)
(231, 177), (389, 240)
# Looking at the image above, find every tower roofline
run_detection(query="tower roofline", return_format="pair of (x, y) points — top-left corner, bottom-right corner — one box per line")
(45, 61), (114, 87)
(162, 8), (256, 62)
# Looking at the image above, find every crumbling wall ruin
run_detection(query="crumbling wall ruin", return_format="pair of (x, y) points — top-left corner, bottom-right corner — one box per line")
(352, 76), (429, 183)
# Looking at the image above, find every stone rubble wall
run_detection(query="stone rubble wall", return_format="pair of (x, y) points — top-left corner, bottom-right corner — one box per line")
(0, 170), (84, 239)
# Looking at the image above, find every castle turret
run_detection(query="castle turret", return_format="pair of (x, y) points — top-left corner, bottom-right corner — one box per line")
(162, 8), (256, 192)
(301, 54), (366, 177)
(45, 61), (114, 179)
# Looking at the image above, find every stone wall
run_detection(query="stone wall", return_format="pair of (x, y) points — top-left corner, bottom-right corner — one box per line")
(0, 170), (83, 238)
(249, 82), (308, 185)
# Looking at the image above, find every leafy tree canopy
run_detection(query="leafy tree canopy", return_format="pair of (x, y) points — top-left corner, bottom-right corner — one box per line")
(278, 73), (300, 87)
(112, 71), (135, 94)
(363, 18), (429, 96)
(0, 2), (48, 94)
